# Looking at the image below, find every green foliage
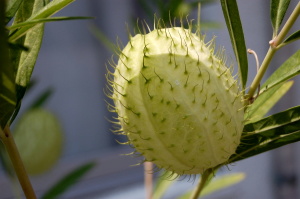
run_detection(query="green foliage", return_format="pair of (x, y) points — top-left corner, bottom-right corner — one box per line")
(283, 29), (300, 45)
(246, 81), (293, 123)
(231, 105), (300, 162)
(41, 162), (96, 199)
(178, 173), (245, 199)
(220, 0), (248, 88)
(260, 49), (300, 95)
(0, 1), (17, 128)
(271, 0), (291, 36)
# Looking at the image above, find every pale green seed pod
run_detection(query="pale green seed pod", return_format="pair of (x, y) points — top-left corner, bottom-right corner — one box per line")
(108, 27), (244, 175)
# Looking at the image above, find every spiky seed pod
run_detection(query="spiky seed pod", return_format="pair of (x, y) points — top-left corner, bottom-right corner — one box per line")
(108, 26), (244, 175)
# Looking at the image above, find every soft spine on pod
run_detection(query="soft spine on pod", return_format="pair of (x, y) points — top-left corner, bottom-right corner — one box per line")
(106, 26), (244, 175)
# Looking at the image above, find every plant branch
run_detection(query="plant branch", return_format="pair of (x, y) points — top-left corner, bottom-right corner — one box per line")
(0, 126), (37, 199)
(273, 2), (300, 47)
(190, 169), (213, 199)
(246, 2), (300, 102)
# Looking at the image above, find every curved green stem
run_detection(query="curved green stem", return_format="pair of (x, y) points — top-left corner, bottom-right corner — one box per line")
(246, 2), (300, 102)
(190, 169), (214, 199)
(0, 126), (37, 199)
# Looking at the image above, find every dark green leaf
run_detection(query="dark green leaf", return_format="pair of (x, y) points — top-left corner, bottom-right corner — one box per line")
(5, 0), (23, 24)
(271, 0), (291, 36)
(246, 81), (293, 123)
(283, 29), (300, 45)
(8, 16), (93, 31)
(220, 0), (248, 88)
(259, 49), (300, 95)
(9, 0), (75, 42)
(0, 0), (17, 128)
(41, 162), (96, 199)
(231, 105), (300, 162)
(28, 88), (53, 109)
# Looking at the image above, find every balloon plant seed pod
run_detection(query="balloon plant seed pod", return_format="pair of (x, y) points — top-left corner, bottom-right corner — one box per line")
(106, 22), (245, 175)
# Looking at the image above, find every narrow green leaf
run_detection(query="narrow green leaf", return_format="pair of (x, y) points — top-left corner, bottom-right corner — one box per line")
(231, 105), (300, 162)
(271, 0), (291, 35)
(5, 0), (23, 24)
(283, 29), (300, 45)
(28, 88), (53, 109)
(8, 16), (92, 31)
(9, 0), (75, 42)
(220, 0), (248, 88)
(153, 171), (175, 199)
(259, 49), (300, 95)
(201, 173), (245, 197)
(178, 173), (245, 199)
(89, 24), (117, 53)
(41, 162), (96, 199)
(246, 81), (293, 123)
(0, 0), (17, 128)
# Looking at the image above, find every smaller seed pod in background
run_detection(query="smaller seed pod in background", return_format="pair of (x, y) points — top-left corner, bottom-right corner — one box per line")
(2, 108), (64, 175)
(106, 21), (245, 175)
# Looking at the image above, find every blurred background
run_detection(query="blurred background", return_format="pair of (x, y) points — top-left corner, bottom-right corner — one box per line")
(1, 0), (300, 198)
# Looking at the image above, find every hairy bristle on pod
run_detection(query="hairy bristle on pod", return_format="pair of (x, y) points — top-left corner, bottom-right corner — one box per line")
(106, 23), (244, 175)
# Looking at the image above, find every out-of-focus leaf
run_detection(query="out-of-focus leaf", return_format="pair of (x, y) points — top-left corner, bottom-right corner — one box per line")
(0, 0), (17, 128)
(220, 0), (248, 88)
(5, 0), (23, 24)
(283, 29), (300, 45)
(41, 162), (96, 199)
(246, 81), (293, 123)
(28, 88), (53, 109)
(231, 105), (300, 162)
(153, 171), (176, 199)
(178, 173), (245, 199)
(89, 24), (117, 53)
(9, 0), (75, 42)
(270, 0), (291, 36)
(8, 16), (92, 31)
(259, 49), (300, 95)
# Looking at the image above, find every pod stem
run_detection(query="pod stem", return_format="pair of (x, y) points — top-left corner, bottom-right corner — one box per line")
(190, 168), (214, 199)
(144, 162), (153, 199)
(0, 126), (37, 199)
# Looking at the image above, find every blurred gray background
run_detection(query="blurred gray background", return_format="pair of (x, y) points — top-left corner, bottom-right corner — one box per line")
(1, 0), (300, 198)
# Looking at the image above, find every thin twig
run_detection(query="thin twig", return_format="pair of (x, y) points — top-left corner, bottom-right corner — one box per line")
(0, 126), (37, 199)
(190, 169), (214, 199)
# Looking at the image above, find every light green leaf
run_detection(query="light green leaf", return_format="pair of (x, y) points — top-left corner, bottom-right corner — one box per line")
(246, 81), (293, 123)
(9, 0), (75, 42)
(89, 24), (117, 53)
(41, 162), (96, 199)
(220, 0), (248, 88)
(8, 16), (92, 31)
(271, 0), (291, 36)
(231, 105), (300, 163)
(283, 29), (300, 45)
(0, 1), (17, 128)
(12, 0), (46, 90)
(178, 173), (245, 199)
(259, 49), (300, 95)
(153, 171), (176, 199)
